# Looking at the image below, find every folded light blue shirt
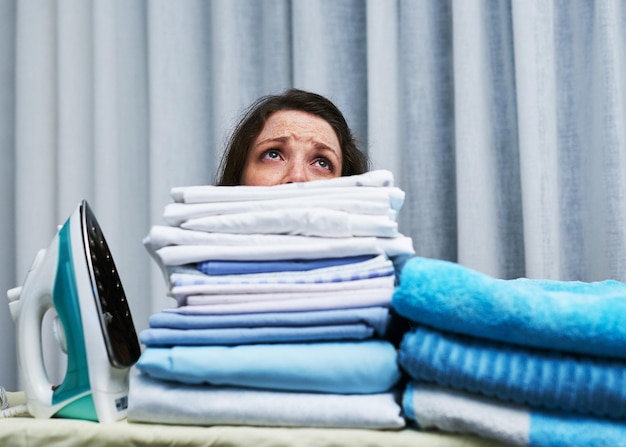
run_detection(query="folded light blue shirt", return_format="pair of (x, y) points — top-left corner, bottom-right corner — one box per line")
(136, 340), (401, 394)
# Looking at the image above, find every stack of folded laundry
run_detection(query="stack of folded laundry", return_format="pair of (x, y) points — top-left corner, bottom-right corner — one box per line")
(127, 170), (415, 429)
(391, 256), (626, 446)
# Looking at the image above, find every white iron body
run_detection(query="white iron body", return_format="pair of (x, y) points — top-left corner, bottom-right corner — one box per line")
(7, 201), (140, 423)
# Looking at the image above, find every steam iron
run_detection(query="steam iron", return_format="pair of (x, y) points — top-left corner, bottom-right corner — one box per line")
(6, 200), (141, 423)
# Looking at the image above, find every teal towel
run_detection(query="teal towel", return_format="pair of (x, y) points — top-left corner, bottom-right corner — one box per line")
(392, 257), (626, 358)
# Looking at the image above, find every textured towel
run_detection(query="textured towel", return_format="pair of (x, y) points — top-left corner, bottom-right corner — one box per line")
(139, 323), (374, 346)
(136, 340), (401, 394)
(127, 373), (405, 429)
(404, 381), (626, 447)
(195, 255), (375, 275)
(392, 256), (626, 359)
(149, 306), (390, 334)
(399, 325), (626, 419)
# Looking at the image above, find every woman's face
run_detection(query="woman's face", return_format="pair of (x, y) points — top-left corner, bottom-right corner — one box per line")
(241, 110), (343, 186)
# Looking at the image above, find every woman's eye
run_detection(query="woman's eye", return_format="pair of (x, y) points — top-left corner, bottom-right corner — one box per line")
(315, 158), (333, 171)
(262, 149), (281, 160)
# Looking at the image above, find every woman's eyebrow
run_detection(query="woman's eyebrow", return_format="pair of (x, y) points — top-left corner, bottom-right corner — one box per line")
(313, 143), (340, 156)
(254, 136), (289, 147)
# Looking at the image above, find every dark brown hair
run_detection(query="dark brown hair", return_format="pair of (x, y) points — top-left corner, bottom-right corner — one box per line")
(216, 88), (370, 185)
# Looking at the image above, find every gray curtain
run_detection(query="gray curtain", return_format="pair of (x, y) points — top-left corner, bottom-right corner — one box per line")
(1, 0), (625, 391)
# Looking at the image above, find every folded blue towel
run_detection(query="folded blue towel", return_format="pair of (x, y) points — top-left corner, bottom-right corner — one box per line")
(392, 256), (626, 358)
(404, 381), (626, 447)
(136, 340), (401, 394)
(400, 325), (626, 419)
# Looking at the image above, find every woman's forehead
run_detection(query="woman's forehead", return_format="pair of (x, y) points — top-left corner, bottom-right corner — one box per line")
(256, 110), (340, 150)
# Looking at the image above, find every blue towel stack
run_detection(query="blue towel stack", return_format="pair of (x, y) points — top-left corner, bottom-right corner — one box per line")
(391, 256), (626, 447)
(127, 171), (415, 428)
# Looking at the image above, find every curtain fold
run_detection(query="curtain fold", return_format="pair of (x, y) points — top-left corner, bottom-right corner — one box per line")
(293, 0), (369, 145)
(398, 0), (457, 263)
(91, 0), (151, 326)
(592, 0), (626, 280)
(366, 0), (400, 175)
(453, 0), (524, 279)
(1, 0), (625, 393)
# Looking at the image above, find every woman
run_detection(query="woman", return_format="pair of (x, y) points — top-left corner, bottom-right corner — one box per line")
(214, 88), (409, 346)
(216, 89), (370, 186)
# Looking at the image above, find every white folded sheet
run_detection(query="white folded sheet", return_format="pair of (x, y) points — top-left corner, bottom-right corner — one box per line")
(172, 274), (395, 297)
(162, 193), (396, 226)
(180, 209), (398, 238)
(170, 287), (393, 312)
(145, 226), (414, 266)
(128, 373), (405, 429)
(171, 169), (400, 202)
(145, 225), (332, 250)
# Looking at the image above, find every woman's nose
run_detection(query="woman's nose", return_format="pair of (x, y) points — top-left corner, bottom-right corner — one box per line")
(282, 162), (308, 184)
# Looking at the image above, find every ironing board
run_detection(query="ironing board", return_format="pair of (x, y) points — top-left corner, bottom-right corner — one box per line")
(0, 392), (509, 447)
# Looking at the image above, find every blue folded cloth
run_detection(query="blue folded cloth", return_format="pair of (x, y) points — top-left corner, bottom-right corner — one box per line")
(399, 325), (626, 419)
(392, 256), (626, 358)
(196, 255), (375, 275)
(136, 340), (401, 394)
(139, 323), (374, 346)
(149, 306), (390, 335)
